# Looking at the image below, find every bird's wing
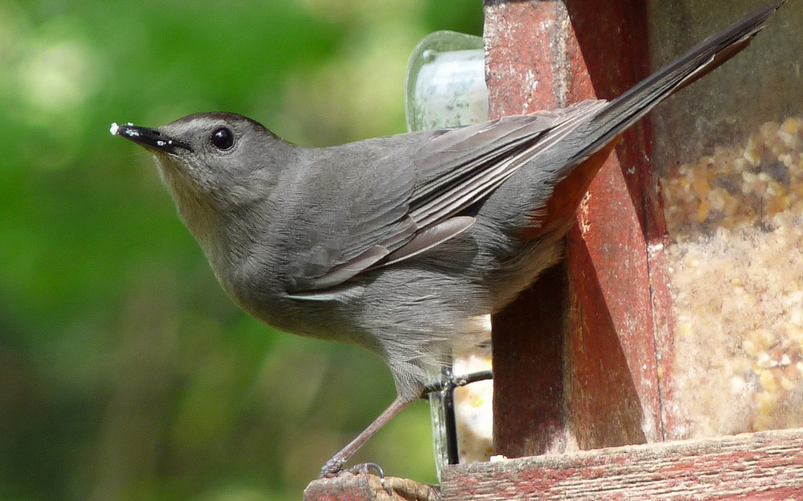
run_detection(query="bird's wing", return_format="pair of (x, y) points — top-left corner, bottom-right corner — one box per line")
(405, 101), (605, 229)
(286, 101), (604, 297)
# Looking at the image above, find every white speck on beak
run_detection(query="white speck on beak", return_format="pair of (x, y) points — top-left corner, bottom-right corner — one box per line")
(110, 122), (119, 135)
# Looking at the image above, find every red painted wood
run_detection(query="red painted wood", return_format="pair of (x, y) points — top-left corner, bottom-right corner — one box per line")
(564, 0), (665, 446)
(487, 0), (666, 456)
(484, 2), (568, 119)
(491, 265), (567, 458)
(441, 427), (803, 500)
(487, 1), (577, 458)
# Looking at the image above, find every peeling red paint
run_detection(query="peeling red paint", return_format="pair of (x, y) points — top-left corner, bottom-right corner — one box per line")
(488, 0), (666, 458)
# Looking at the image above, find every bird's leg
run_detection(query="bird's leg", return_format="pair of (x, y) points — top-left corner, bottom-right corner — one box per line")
(319, 369), (495, 478)
(320, 395), (413, 478)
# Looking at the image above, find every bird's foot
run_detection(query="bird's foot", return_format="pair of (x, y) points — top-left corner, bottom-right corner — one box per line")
(320, 461), (390, 494)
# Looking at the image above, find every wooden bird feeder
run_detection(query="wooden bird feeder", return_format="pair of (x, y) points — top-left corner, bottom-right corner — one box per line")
(305, 1), (803, 499)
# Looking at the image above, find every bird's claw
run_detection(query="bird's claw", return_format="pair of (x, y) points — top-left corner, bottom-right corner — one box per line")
(320, 461), (391, 495)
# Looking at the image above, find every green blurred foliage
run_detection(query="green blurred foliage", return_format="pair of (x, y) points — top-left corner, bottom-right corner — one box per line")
(0, 1), (483, 500)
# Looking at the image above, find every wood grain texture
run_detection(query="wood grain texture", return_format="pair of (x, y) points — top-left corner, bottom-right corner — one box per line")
(304, 474), (439, 501)
(486, 0), (664, 457)
(441, 427), (803, 500)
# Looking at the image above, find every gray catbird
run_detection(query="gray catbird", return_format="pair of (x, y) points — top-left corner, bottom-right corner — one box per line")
(112, 0), (784, 478)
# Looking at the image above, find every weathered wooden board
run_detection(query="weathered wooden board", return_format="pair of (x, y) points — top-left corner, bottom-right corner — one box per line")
(441, 428), (803, 500)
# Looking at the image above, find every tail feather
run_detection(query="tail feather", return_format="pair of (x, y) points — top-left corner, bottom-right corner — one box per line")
(573, 0), (785, 166)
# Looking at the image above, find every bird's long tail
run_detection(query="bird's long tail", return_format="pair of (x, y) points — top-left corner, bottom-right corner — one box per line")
(574, 0), (785, 166)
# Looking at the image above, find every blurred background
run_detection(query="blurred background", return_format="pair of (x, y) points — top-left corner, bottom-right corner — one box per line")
(0, 1), (483, 500)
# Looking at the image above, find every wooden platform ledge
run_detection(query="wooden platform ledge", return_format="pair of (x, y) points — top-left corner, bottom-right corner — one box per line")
(440, 427), (803, 500)
(304, 427), (803, 500)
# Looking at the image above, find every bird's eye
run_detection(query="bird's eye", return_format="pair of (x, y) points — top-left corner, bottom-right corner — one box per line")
(211, 127), (234, 150)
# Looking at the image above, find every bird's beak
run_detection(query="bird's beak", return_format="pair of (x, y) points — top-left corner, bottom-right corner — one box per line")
(110, 122), (191, 153)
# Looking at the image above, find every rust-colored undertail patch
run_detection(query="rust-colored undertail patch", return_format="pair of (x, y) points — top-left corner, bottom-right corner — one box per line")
(521, 136), (621, 241)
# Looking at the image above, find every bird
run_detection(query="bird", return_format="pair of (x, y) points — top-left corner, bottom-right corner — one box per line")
(112, 0), (785, 478)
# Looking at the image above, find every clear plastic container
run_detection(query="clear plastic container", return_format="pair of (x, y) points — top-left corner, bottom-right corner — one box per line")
(405, 30), (493, 478)
(648, 1), (803, 439)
